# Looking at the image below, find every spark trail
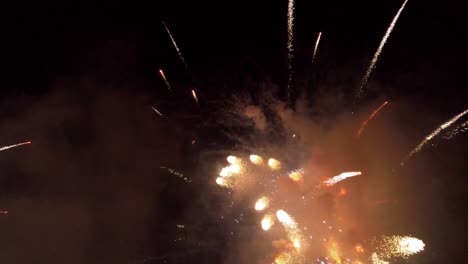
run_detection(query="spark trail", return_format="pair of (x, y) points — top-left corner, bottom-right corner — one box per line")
(356, 0), (410, 102)
(312, 32), (322, 64)
(0, 141), (31, 152)
(323, 171), (362, 186)
(357, 101), (388, 137)
(162, 21), (190, 72)
(151, 106), (164, 116)
(159, 69), (172, 91)
(286, 0), (295, 99)
(191, 89), (199, 104)
(402, 108), (468, 164)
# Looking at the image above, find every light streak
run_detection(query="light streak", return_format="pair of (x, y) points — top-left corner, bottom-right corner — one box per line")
(357, 101), (388, 136)
(0, 141), (31, 152)
(191, 89), (199, 104)
(403, 108), (468, 164)
(158, 69), (171, 91)
(312, 32), (322, 64)
(286, 0), (295, 99)
(323, 172), (361, 186)
(151, 106), (163, 116)
(162, 21), (189, 72)
(160, 167), (191, 183)
(356, 0), (410, 102)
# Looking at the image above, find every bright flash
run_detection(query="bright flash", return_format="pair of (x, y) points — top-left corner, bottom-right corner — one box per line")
(268, 158), (281, 170)
(227, 155), (239, 164)
(249, 154), (263, 165)
(276, 210), (295, 227)
(261, 214), (274, 231)
(255, 196), (270, 211)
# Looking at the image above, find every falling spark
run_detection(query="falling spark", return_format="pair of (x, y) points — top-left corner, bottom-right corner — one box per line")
(261, 214), (274, 231)
(356, 0), (410, 102)
(160, 167), (191, 183)
(255, 196), (270, 211)
(357, 101), (388, 136)
(443, 120), (468, 140)
(312, 32), (322, 64)
(286, 0), (295, 98)
(268, 158), (281, 170)
(288, 168), (304, 182)
(162, 21), (189, 72)
(403, 108), (468, 164)
(151, 106), (163, 116)
(158, 69), (172, 91)
(371, 253), (389, 264)
(377, 236), (425, 259)
(191, 89), (199, 104)
(249, 154), (264, 165)
(323, 172), (362, 186)
(0, 141), (31, 152)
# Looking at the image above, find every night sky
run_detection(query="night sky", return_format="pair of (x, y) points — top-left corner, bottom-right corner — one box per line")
(0, 0), (466, 263)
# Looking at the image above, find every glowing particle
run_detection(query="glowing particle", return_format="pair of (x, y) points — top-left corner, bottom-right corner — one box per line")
(261, 214), (274, 231)
(249, 154), (263, 165)
(268, 158), (281, 170)
(255, 196), (270, 211)
(288, 168), (304, 182)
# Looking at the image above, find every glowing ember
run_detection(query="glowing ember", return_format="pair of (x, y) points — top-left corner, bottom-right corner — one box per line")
(255, 196), (270, 211)
(249, 154), (264, 165)
(261, 214), (274, 231)
(268, 158), (281, 170)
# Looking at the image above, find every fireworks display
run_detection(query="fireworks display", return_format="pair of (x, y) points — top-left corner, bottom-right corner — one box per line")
(0, 1), (465, 264)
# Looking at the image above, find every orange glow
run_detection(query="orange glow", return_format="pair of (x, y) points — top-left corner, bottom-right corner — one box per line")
(328, 242), (341, 264)
(338, 187), (347, 197)
(355, 244), (365, 253)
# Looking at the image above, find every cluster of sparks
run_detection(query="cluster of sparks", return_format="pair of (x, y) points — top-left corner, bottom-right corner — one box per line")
(214, 154), (429, 263)
(375, 236), (425, 259)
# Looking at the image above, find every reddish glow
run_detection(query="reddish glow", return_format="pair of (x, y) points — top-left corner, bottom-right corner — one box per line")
(338, 187), (347, 197)
(357, 101), (388, 137)
(0, 210), (8, 215)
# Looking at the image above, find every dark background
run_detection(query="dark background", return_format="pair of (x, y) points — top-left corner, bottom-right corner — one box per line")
(0, 0), (466, 263)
